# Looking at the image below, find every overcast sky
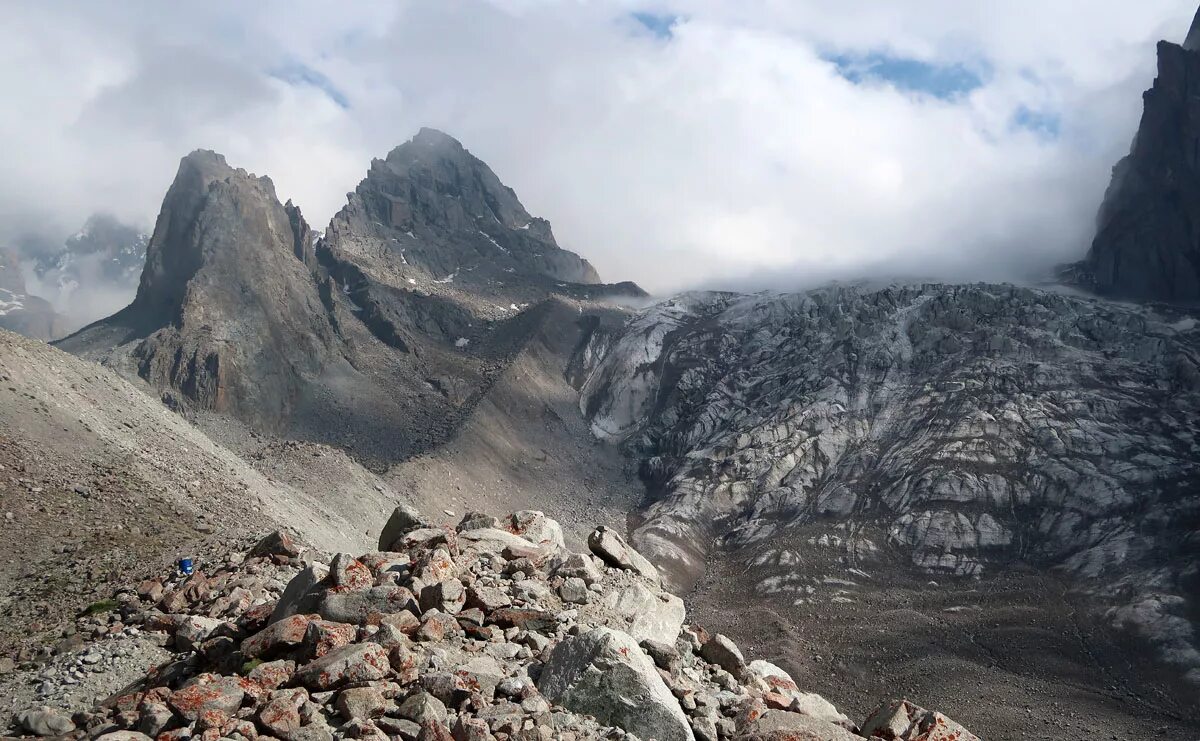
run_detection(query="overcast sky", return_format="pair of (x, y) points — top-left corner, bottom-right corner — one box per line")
(3, 1), (1196, 294)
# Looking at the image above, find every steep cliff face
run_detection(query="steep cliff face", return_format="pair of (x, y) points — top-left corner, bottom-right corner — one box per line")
(1080, 10), (1200, 302)
(59, 151), (339, 427)
(579, 284), (1200, 684)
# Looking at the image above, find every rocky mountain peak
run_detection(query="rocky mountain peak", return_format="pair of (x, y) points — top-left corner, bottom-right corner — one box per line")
(326, 128), (601, 290)
(59, 149), (337, 427)
(134, 149), (292, 317)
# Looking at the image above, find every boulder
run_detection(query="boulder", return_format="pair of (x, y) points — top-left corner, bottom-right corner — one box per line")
(737, 709), (860, 740)
(587, 526), (659, 583)
(243, 613), (317, 659)
(379, 503), (432, 550)
(168, 673), (246, 722)
(537, 627), (694, 741)
(251, 529), (303, 558)
(270, 563), (329, 623)
(17, 707), (76, 737)
(257, 688), (307, 738)
(398, 691), (448, 725)
(553, 553), (603, 585)
(700, 633), (747, 678)
(860, 699), (980, 741)
(509, 511), (566, 555)
(336, 686), (389, 720)
(747, 660), (851, 728)
(173, 614), (225, 652)
(295, 643), (391, 690)
(319, 586), (420, 624)
(457, 528), (542, 560)
(602, 582), (686, 644)
(330, 553), (373, 592)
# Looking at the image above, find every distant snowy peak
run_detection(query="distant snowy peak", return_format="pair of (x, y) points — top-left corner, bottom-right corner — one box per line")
(36, 213), (148, 286)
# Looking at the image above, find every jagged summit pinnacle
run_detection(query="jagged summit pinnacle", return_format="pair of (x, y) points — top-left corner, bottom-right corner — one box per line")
(1184, 4), (1200, 51)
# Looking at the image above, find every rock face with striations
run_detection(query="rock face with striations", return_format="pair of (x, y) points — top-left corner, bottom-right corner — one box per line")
(578, 284), (1200, 685)
(1075, 5), (1200, 302)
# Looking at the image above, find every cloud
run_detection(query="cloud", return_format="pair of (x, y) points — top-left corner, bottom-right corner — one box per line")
(0, 0), (1195, 295)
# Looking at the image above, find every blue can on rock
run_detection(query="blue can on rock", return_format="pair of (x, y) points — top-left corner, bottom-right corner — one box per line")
(179, 558), (194, 575)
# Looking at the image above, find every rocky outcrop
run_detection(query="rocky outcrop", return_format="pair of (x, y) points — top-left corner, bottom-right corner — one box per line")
(578, 284), (1200, 683)
(58, 151), (340, 428)
(0, 249), (64, 341)
(1074, 6), (1200, 302)
(1, 512), (978, 740)
(56, 135), (645, 466)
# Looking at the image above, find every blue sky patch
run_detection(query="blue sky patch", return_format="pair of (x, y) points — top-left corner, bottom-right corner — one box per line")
(1012, 106), (1062, 139)
(827, 51), (988, 100)
(270, 62), (350, 109)
(631, 11), (678, 40)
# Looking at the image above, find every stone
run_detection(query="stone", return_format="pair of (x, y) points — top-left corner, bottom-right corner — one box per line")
(331, 553), (374, 592)
(304, 619), (356, 658)
(168, 673), (246, 723)
(639, 638), (681, 674)
(295, 642), (391, 690)
(137, 703), (174, 737)
(398, 691), (448, 725)
(243, 613), (317, 658)
(509, 511), (566, 555)
(457, 655), (506, 699)
(537, 627), (694, 741)
(465, 584), (511, 611)
(413, 548), (457, 584)
(603, 582), (685, 644)
(173, 614), (225, 652)
(96, 734), (154, 741)
(457, 528), (542, 560)
(258, 688), (307, 738)
(380, 503), (432, 550)
(699, 633), (746, 677)
(860, 699), (980, 741)
(417, 720), (455, 741)
(558, 577), (589, 604)
(416, 610), (462, 642)
(452, 716), (495, 741)
(319, 586), (420, 624)
(336, 686), (389, 720)
(271, 564), (329, 624)
(587, 526), (659, 582)
(457, 512), (501, 531)
(553, 553), (604, 585)
(747, 660), (851, 728)
(248, 659), (296, 691)
(737, 709), (861, 741)
(420, 579), (466, 614)
(17, 707), (77, 736)
(252, 529), (303, 558)
(488, 608), (557, 633)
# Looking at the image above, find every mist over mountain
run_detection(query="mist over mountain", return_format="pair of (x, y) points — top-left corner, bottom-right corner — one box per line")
(2, 5), (1200, 741)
